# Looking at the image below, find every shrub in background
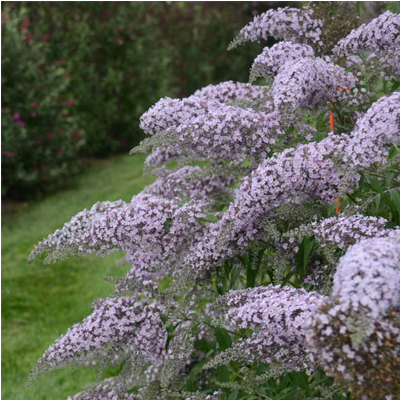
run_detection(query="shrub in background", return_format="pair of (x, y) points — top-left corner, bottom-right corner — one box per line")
(2, 1), (282, 200)
(1, 6), (84, 199)
(158, 2), (279, 96)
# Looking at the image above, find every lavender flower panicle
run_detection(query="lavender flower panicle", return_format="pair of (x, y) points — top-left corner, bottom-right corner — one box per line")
(228, 7), (323, 50)
(138, 81), (269, 137)
(272, 57), (356, 114)
(333, 11), (400, 57)
(31, 296), (167, 380)
(250, 41), (315, 82)
(212, 285), (326, 373)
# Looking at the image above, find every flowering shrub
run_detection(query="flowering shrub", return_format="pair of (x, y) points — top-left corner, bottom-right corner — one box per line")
(30, 4), (400, 400)
(2, 2), (280, 200)
(1, 6), (84, 199)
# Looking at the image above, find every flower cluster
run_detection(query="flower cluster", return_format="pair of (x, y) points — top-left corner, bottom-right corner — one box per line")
(210, 285), (326, 372)
(334, 11), (400, 79)
(143, 166), (235, 202)
(29, 194), (206, 267)
(67, 384), (137, 400)
(331, 233), (400, 320)
(135, 105), (284, 166)
(272, 57), (356, 115)
(343, 92), (400, 169)
(228, 7), (323, 50)
(309, 214), (397, 250)
(139, 81), (269, 137)
(250, 41), (315, 82)
(31, 296), (167, 379)
(333, 11), (400, 56)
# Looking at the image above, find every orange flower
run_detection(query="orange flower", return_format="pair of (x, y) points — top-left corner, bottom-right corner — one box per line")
(330, 114), (334, 131)
(334, 197), (341, 214)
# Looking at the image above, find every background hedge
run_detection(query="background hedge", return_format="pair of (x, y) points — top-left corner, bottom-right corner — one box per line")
(1, 1), (282, 200)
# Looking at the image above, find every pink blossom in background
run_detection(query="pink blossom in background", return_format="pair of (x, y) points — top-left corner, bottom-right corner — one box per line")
(56, 147), (64, 154)
(12, 113), (27, 127)
(42, 33), (51, 42)
(36, 140), (43, 145)
(65, 99), (76, 107)
(31, 112), (36, 117)
(21, 17), (30, 31)
(23, 34), (33, 42)
(31, 103), (39, 108)
(3, 151), (14, 158)
(47, 133), (53, 139)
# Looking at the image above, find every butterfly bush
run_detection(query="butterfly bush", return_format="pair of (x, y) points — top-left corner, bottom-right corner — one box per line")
(30, 5), (400, 400)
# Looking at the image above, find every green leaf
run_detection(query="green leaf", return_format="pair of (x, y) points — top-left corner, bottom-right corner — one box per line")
(375, 193), (381, 212)
(389, 189), (400, 218)
(368, 176), (383, 194)
(296, 237), (315, 280)
(214, 327), (232, 351)
(386, 171), (395, 186)
(216, 365), (230, 382)
(228, 390), (240, 400)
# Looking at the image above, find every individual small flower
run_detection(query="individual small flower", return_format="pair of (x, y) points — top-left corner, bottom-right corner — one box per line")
(2, 151), (14, 158)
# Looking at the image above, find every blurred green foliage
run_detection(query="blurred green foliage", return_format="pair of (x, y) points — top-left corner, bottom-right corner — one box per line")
(1, 1), (281, 200)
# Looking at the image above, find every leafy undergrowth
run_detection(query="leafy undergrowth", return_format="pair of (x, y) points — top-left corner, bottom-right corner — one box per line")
(1, 154), (154, 400)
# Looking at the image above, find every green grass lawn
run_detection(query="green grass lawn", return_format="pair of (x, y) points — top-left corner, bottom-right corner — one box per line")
(1, 154), (155, 400)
